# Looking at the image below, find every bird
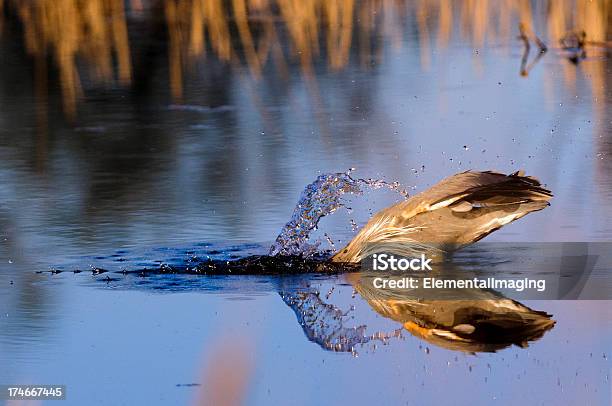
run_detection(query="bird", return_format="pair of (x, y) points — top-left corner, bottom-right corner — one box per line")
(348, 271), (555, 352)
(331, 170), (552, 263)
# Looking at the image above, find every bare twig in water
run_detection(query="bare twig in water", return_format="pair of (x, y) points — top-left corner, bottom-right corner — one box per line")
(518, 23), (531, 76)
(517, 22), (547, 77)
(534, 36), (548, 53)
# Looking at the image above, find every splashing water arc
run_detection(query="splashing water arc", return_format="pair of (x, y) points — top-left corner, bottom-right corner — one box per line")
(269, 170), (408, 257)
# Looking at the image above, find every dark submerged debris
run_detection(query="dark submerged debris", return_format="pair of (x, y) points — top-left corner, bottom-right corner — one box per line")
(560, 30), (587, 64)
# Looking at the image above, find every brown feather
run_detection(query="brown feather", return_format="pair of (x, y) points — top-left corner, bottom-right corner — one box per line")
(332, 170), (552, 262)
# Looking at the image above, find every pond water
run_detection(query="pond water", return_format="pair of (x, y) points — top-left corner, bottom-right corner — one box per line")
(0, 1), (611, 405)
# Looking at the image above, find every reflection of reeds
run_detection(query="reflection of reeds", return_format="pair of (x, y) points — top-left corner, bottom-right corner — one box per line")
(2, 0), (610, 113)
(5, 0), (132, 117)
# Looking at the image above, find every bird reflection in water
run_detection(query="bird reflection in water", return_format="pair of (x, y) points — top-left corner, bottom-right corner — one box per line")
(281, 270), (555, 354)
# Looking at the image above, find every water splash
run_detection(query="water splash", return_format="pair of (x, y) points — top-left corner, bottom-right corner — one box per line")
(269, 169), (408, 257)
(280, 290), (403, 354)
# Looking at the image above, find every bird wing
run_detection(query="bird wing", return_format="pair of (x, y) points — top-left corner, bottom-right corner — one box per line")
(332, 170), (552, 262)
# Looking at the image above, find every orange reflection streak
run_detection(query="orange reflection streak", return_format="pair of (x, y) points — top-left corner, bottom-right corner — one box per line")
(324, 0), (355, 70)
(232, 0), (262, 77)
(417, 0), (432, 70)
(165, 0), (183, 100)
(436, 0), (452, 49)
(192, 338), (254, 406)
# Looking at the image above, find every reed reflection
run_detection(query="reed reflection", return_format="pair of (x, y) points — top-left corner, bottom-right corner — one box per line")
(0, 0), (609, 117)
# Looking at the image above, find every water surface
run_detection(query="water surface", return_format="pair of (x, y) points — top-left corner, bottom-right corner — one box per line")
(1, 1), (611, 405)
